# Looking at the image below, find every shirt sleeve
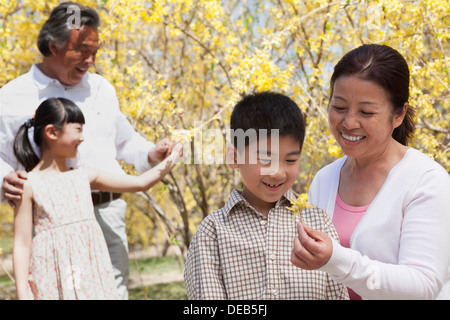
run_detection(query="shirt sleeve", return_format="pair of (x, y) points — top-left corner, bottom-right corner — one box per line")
(0, 89), (24, 202)
(0, 125), (16, 186)
(100, 79), (156, 173)
(184, 220), (227, 300)
(113, 110), (155, 173)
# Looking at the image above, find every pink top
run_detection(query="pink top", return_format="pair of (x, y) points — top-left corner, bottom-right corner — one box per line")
(332, 193), (370, 300)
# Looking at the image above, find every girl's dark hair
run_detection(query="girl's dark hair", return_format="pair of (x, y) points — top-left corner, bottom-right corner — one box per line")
(230, 91), (306, 150)
(330, 44), (415, 145)
(37, 2), (100, 56)
(14, 98), (85, 172)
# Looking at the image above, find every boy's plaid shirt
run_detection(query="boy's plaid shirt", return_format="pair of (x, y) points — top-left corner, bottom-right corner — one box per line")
(184, 189), (349, 300)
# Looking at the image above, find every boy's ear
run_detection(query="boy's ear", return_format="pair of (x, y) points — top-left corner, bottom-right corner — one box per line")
(225, 143), (239, 169)
(44, 124), (60, 141)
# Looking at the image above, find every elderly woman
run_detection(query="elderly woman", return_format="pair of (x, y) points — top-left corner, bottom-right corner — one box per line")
(291, 44), (450, 300)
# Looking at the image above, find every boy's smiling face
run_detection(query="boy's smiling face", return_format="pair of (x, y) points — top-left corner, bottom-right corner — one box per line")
(227, 135), (301, 216)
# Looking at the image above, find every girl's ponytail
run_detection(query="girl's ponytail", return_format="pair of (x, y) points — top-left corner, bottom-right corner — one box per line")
(14, 120), (39, 172)
(13, 98), (85, 172)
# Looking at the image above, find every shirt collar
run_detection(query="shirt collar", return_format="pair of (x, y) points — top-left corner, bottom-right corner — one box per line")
(223, 188), (297, 216)
(31, 63), (90, 90)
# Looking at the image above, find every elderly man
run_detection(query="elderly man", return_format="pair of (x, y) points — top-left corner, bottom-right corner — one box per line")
(0, 2), (173, 299)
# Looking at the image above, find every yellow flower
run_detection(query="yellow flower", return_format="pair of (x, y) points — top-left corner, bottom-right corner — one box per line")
(171, 129), (194, 143)
(286, 193), (314, 222)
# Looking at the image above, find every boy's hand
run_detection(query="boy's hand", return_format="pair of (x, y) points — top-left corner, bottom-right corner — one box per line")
(291, 222), (333, 270)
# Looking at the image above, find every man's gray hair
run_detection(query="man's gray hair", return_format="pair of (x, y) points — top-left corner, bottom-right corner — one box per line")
(37, 2), (100, 56)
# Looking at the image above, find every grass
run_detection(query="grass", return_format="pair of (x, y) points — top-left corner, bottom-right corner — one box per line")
(0, 254), (187, 300)
(129, 281), (187, 300)
(128, 255), (187, 300)
(130, 255), (183, 274)
(0, 274), (15, 300)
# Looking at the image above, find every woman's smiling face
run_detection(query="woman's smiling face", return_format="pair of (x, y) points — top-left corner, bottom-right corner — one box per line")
(328, 75), (406, 160)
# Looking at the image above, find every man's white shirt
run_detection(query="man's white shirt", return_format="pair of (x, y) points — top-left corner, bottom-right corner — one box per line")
(0, 64), (155, 195)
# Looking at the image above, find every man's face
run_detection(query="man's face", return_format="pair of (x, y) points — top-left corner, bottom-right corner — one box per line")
(51, 26), (99, 86)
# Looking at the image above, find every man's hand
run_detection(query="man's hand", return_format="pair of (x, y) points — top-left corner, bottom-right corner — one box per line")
(291, 222), (333, 270)
(148, 138), (176, 164)
(2, 170), (28, 207)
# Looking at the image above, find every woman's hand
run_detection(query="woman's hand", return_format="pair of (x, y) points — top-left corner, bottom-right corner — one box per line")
(291, 222), (333, 270)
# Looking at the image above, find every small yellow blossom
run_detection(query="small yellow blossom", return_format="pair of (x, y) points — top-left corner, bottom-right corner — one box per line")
(286, 193), (315, 222)
(171, 129), (194, 143)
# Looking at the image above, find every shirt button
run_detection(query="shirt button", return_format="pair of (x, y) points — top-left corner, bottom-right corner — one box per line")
(270, 254), (276, 260)
(260, 220), (267, 226)
(272, 290), (278, 296)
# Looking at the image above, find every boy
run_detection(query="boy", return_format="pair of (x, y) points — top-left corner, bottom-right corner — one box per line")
(184, 91), (348, 299)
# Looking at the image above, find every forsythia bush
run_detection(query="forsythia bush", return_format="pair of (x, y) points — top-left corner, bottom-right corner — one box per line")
(1, 0), (449, 254)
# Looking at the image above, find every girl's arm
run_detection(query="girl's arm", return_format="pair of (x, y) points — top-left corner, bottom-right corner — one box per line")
(12, 181), (33, 300)
(87, 143), (183, 193)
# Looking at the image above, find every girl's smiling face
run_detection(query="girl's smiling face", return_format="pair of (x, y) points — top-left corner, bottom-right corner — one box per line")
(53, 122), (85, 159)
(328, 75), (406, 160)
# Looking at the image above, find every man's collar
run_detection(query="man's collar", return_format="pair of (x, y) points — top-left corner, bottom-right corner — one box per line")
(31, 64), (54, 90)
(31, 63), (90, 90)
(223, 188), (297, 216)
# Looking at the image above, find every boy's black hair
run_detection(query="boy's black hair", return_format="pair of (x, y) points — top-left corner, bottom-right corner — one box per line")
(230, 91), (305, 150)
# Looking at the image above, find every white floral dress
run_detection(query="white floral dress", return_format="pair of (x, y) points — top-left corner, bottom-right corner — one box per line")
(27, 168), (118, 300)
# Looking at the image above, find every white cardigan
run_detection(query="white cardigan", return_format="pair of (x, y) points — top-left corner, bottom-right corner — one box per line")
(309, 148), (450, 299)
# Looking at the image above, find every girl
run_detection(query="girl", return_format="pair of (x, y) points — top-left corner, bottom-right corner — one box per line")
(12, 97), (182, 300)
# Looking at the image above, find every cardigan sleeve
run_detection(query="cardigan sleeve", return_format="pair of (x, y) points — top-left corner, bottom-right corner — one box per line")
(319, 162), (450, 300)
(98, 79), (156, 174)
